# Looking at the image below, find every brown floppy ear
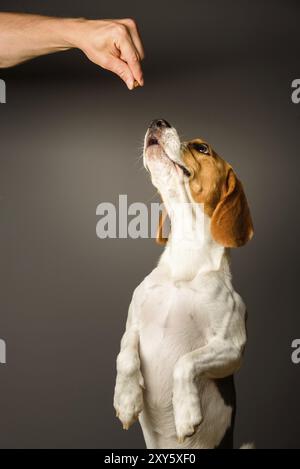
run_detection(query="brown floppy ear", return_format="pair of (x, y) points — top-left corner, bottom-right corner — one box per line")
(211, 168), (254, 247)
(156, 209), (168, 245)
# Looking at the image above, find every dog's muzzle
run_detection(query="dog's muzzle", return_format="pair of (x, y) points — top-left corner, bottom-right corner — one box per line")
(144, 119), (190, 177)
(146, 119), (172, 147)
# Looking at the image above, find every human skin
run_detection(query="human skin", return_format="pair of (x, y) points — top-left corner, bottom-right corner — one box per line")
(0, 13), (144, 89)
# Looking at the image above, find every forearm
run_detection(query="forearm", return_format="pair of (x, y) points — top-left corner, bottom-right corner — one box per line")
(0, 13), (82, 67)
(174, 338), (244, 383)
(117, 328), (141, 374)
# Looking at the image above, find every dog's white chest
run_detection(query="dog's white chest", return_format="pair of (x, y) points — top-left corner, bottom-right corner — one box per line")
(134, 267), (226, 405)
(135, 266), (231, 339)
(139, 281), (209, 345)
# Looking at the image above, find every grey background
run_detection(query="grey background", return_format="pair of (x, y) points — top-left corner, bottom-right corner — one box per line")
(0, 0), (300, 449)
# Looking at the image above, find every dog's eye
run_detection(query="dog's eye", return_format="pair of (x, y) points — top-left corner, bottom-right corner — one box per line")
(193, 143), (209, 154)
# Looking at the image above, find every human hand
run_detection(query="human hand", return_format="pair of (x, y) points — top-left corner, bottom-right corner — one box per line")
(72, 18), (145, 90)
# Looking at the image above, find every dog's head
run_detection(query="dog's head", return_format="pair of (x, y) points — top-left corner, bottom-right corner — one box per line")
(143, 119), (254, 248)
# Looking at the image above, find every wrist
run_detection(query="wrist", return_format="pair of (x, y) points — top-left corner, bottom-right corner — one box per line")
(59, 17), (89, 50)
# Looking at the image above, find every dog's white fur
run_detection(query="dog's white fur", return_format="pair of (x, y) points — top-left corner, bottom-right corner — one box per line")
(114, 125), (248, 449)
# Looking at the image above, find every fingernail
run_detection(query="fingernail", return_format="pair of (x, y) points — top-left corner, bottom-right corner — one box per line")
(127, 80), (134, 90)
(139, 77), (144, 86)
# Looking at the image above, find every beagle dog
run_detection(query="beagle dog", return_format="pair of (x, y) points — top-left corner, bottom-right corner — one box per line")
(114, 119), (254, 449)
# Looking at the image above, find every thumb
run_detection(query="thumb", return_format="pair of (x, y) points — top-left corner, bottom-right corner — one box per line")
(104, 56), (135, 90)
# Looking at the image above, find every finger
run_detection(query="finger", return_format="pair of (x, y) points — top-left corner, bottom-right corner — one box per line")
(118, 19), (145, 60)
(103, 56), (135, 90)
(112, 23), (144, 86)
(117, 34), (144, 86)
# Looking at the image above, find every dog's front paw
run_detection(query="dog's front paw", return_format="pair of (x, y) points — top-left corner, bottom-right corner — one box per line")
(114, 371), (144, 430)
(172, 358), (202, 443)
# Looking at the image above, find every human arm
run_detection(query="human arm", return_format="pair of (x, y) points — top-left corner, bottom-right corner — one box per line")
(0, 13), (144, 89)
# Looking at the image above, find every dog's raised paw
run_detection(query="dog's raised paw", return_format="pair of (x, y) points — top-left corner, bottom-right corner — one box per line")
(173, 383), (203, 443)
(175, 416), (203, 444)
(114, 371), (144, 430)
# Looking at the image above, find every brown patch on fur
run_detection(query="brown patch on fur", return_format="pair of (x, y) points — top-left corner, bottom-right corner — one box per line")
(156, 209), (168, 245)
(182, 139), (254, 248)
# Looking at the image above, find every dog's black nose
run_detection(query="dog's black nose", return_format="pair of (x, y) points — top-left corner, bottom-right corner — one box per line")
(149, 119), (171, 129)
